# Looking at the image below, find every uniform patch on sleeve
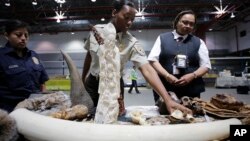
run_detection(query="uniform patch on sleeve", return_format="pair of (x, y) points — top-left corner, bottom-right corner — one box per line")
(134, 46), (146, 56)
(32, 57), (39, 65)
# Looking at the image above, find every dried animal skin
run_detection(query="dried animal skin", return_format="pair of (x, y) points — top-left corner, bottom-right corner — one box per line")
(146, 116), (171, 125)
(94, 32), (120, 124)
(192, 97), (249, 118)
(50, 105), (88, 120)
(210, 94), (244, 111)
(0, 109), (19, 141)
(14, 91), (71, 115)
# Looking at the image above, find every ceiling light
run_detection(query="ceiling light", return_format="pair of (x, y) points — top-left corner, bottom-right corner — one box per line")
(55, 10), (65, 23)
(101, 17), (105, 21)
(91, 0), (96, 2)
(141, 15), (145, 20)
(55, 0), (66, 4)
(212, 0), (229, 15)
(32, 0), (37, 5)
(230, 12), (235, 18)
(209, 28), (213, 31)
(5, 0), (10, 6)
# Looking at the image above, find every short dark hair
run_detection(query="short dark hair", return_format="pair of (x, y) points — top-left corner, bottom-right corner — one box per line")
(5, 20), (29, 34)
(173, 10), (196, 29)
(113, 0), (135, 12)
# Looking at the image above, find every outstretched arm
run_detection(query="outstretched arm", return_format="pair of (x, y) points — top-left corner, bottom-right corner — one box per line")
(139, 63), (192, 114)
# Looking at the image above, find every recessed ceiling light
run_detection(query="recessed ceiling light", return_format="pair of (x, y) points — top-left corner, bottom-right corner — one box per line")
(230, 12), (235, 18)
(32, 0), (37, 5)
(55, 0), (66, 4)
(5, 1), (10, 7)
(91, 0), (96, 2)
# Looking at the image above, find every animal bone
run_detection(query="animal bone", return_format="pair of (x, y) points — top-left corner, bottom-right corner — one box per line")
(50, 104), (88, 120)
(171, 109), (184, 120)
(130, 111), (147, 125)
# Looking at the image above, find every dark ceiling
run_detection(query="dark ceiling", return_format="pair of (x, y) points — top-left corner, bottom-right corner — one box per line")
(0, 0), (250, 34)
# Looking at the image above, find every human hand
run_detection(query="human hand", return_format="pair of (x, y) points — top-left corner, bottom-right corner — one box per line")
(166, 74), (179, 84)
(165, 100), (193, 116)
(174, 73), (194, 86)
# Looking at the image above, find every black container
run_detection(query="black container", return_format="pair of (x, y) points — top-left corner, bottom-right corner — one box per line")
(236, 86), (249, 94)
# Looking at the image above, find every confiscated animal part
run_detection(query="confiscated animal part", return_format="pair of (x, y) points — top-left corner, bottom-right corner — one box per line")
(181, 96), (192, 107)
(90, 25), (120, 124)
(169, 109), (196, 123)
(14, 91), (71, 115)
(61, 50), (94, 113)
(50, 105), (88, 120)
(240, 104), (250, 114)
(0, 109), (18, 141)
(193, 97), (249, 118)
(210, 94), (244, 111)
(241, 117), (250, 125)
(130, 111), (147, 125)
(171, 109), (184, 120)
(186, 114), (195, 122)
(146, 116), (171, 125)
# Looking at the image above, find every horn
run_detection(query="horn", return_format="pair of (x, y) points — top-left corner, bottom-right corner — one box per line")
(60, 50), (94, 111)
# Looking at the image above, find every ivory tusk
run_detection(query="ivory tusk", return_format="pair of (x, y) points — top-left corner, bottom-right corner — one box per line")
(10, 108), (241, 141)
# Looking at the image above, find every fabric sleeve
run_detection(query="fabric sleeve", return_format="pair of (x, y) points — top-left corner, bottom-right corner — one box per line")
(130, 41), (149, 68)
(198, 39), (212, 69)
(147, 36), (161, 61)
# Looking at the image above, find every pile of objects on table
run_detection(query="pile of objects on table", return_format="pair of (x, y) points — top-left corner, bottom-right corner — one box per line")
(12, 92), (250, 125)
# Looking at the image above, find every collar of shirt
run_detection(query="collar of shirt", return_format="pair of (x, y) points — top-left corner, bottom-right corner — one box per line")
(116, 32), (123, 42)
(3, 42), (30, 56)
(172, 30), (188, 41)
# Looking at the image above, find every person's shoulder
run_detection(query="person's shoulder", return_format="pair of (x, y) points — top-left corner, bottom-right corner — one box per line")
(0, 47), (9, 55)
(95, 23), (116, 37)
(189, 34), (200, 39)
(94, 24), (106, 29)
(126, 32), (137, 42)
(160, 32), (172, 37)
(29, 50), (39, 56)
(0, 47), (5, 52)
(189, 34), (201, 40)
